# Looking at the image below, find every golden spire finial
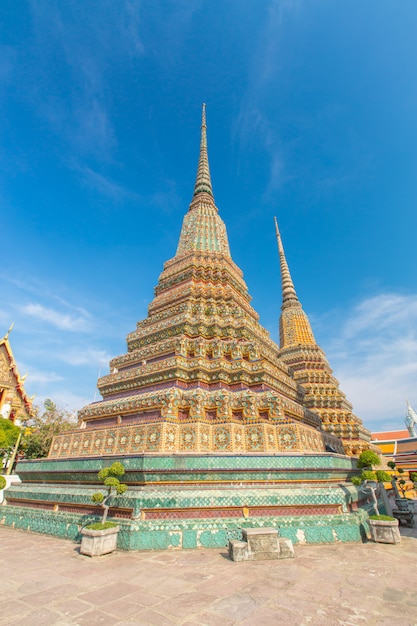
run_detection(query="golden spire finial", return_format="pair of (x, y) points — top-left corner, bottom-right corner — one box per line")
(274, 217), (299, 307)
(193, 103), (214, 198)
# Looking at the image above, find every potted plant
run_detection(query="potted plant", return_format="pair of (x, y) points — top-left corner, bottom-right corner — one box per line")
(351, 450), (400, 544)
(387, 461), (416, 513)
(80, 461), (128, 557)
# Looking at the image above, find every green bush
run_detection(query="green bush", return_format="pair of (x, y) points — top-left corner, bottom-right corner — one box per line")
(0, 476), (6, 490)
(369, 514), (396, 521)
(91, 462), (128, 524)
(375, 470), (392, 483)
(91, 492), (105, 504)
(361, 470), (377, 481)
(0, 421), (21, 458)
(22, 400), (76, 459)
(356, 450), (381, 469)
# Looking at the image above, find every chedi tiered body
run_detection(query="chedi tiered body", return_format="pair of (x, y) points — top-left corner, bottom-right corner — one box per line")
(49, 107), (347, 459)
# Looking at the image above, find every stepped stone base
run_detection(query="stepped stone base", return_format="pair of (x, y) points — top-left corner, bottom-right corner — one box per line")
(0, 452), (368, 550)
(0, 505), (367, 550)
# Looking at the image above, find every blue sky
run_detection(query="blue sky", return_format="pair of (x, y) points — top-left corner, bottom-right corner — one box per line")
(1, 1), (416, 432)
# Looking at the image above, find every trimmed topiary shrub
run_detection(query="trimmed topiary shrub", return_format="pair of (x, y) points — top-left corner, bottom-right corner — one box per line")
(87, 462), (128, 529)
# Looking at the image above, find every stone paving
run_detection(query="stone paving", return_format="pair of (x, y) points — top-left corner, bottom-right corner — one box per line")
(0, 524), (416, 625)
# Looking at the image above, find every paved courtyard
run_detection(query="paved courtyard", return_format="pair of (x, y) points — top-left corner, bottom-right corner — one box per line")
(0, 524), (416, 625)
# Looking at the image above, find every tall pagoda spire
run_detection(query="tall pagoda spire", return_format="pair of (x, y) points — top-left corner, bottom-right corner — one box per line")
(275, 217), (371, 455)
(274, 217), (299, 308)
(274, 217), (315, 347)
(176, 105), (230, 256)
(193, 103), (214, 198)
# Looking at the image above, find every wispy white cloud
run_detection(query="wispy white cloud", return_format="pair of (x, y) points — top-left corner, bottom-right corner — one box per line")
(77, 166), (137, 201)
(20, 303), (92, 332)
(23, 368), (64, 385)
(341, 294), (417, 340)
(71, 99), (116, 158)
(76, 164), (181, 209)
(233, 0), (368, 200)
(33, 392), (82, 416)
(1, 270), (127, 412)
(1, 275), (91, 321)
(59, 348), (111, 368)
(25, 1), (145, 160)
(324, 293), (417, 430)
(232, 2), (300, 196)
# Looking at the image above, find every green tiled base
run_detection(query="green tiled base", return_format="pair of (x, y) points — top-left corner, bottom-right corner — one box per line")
(0, 452), (370, 549)
(0, 505), (368, 549)
(3, 483), (359, 513)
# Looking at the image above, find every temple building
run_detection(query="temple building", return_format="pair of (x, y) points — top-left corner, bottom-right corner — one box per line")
(1, 106), (375, 549)
(0, 326), (33, 425)
(372, 402), (417, 475)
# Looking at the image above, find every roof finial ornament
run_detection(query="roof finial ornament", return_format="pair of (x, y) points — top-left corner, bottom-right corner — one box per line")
(4, 322), (14, 341)
(192, 103), (214, 199)
(405, 401), (417, 437)
(274, 217), (299, 307)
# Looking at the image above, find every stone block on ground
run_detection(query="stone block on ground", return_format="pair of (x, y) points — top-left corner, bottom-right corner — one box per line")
(243, 527), (280, 560)
(229, 528), (294, 561)
(228, 540), (248, 562)
(278, 537), (295, 558)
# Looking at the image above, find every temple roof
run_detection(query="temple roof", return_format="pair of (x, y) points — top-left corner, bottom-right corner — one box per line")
(372, 429), (410, 442)
(0, 325), (33, 423)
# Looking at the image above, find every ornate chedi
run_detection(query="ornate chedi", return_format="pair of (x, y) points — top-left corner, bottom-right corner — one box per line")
(2, 106), (372, 550)
(49, 105), (343, 460)
(274, 218), (372, 456)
